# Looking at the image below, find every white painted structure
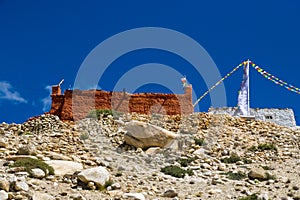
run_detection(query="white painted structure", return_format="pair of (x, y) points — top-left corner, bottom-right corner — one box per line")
(208, 107), (297, 127)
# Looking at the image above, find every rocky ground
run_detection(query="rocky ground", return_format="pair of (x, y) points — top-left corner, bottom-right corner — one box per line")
(0, 112), (299, 200)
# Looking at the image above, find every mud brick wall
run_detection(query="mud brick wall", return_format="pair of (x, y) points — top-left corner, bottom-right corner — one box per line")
(49, 85), (193, 120)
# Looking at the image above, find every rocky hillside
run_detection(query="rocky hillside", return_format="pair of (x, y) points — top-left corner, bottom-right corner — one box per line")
(0, 112), (299, 200)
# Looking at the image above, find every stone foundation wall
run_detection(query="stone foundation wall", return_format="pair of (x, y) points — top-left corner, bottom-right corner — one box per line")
(49, 85), (193, 121)
(208, 107), (297, 127)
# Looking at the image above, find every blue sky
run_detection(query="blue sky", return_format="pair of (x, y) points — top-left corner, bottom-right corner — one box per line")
(0, 1), (300, 124)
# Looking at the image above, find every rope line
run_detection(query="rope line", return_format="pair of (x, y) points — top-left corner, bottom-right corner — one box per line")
(250, 61), (300, 95)
(193, 62), (244, 107)
(193, 60), (300, 108)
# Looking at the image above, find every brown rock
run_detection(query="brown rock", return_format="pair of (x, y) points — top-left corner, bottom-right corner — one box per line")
(0, 138), (7, 148)
(248, 167), (267, 180)
(6, 155), (38, 161)
(0, 179), (10, 192)
(48, 152), (72, 161)
(17, 145), (36, 155)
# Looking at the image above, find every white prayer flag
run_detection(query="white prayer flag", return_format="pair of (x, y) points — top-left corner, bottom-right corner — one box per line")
(238, 62), (249, 116)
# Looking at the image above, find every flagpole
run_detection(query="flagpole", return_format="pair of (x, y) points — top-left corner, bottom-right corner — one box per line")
(247, 59), (250, 116)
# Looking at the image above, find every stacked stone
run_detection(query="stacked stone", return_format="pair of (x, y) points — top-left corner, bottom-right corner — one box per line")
(0, 113), (299, 199)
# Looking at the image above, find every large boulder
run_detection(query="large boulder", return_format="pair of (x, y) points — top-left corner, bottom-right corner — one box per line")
(78, 166), (110, 188)
(248, 167), (267, 180)
(45, 160), (83, 176)
(124, 121), (178, 149)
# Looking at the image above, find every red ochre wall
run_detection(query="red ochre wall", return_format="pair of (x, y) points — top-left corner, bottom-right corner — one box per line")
(49, 85), (193, 121)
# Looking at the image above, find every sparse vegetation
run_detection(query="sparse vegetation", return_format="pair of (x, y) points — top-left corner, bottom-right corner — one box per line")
(177, 157), (197, 167)
(161, 165), (193, 178)
(152, 173), (157, 177)
(11, 157), (54, 176)
(79, 133), (89, 140)
(221, 153), (241, 163)
(242, 158), (253, 164)
(87, 109), (122, 119)
(195, 192), (202, 197)
(221, 154), (252, 164)
(115, 172), (123, 177)
(249, 143), (277, 152)
(238, 194), (259, 200)
(261, 165), (271, 170)
(194, 138), (205, 146)
(248, 146), (257, 152)
(17, 131), (33, 136)
(265, 172), (276, 180)
(99, 179), (113, 191)
(222, 171), (247, 180)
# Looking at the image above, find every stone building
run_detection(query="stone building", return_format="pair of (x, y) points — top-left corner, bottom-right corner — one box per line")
(49, 85), (193, 121)
(48, 84), (297, 128)
(208, 107), (297, 127)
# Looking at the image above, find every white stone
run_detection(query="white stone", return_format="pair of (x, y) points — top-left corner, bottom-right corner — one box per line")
(258, 193), (269, 200)
(193, 148), (209, 156)
(45, 160), (83, 176)
(32, 192), (54, 200)
(145, 147), (161, 154)
(218, 163), (226, 171)
(14, 181), (29, 191)
(111, 182), (121, 190)
(123, 193), (145, 200)
(207, 189), (222, 194)
(0, 190), (8, 200)
(201, 163), (211, 169)
(48, 152), (72, 161)
(78, 166), (110, 188)
(30, 168), (46, 179)
(104, 156), (113, 162)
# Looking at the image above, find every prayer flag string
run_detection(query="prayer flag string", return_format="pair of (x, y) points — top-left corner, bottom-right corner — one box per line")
(249, 61), (300, 95)
(193, 60), (300, 108)
(193, 62), (244, 107)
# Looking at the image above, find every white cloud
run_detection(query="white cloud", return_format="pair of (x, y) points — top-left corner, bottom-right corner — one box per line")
(0, 81), (27, 103)
(41, 85), (52, 112)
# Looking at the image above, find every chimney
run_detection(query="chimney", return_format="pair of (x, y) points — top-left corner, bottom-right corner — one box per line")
(184, 85), (192, 101)
(52, 85), (61, 95)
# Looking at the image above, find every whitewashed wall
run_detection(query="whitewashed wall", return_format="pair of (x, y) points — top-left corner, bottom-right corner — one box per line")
(208, 107), (296, 127)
